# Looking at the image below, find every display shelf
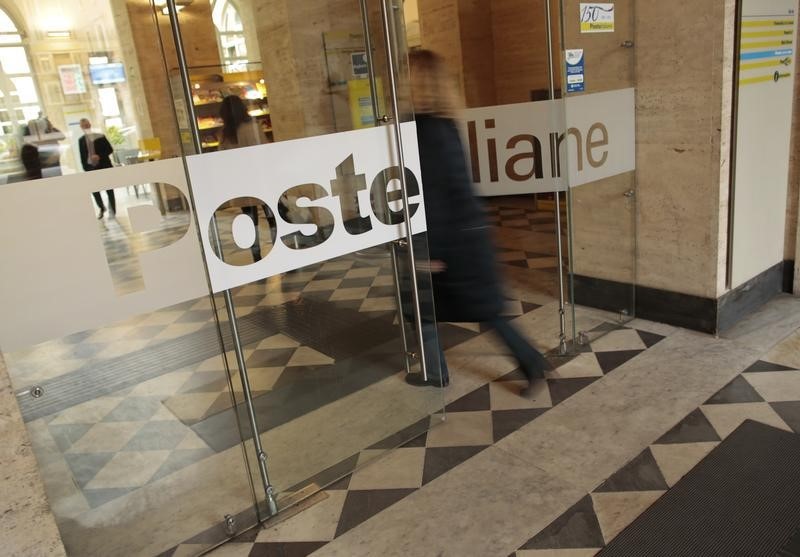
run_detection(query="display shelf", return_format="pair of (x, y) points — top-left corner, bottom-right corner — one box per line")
(189, 69), (272, 152)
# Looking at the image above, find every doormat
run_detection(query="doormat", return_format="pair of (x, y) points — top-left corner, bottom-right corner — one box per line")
(597, 420), (800, 557)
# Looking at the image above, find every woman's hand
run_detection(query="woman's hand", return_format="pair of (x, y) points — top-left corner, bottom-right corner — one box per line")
(417, 260), (446, 274)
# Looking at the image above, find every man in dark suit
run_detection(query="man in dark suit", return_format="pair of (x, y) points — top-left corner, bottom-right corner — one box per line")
(79, 118), (116, 219)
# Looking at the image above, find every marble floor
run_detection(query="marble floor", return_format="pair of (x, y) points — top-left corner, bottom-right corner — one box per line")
(5, 194), (611, 556)
(167, 295), (800, 557)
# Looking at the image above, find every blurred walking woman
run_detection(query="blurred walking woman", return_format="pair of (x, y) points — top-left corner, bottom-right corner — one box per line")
(407, 49), (548, 396)
(218, 95), (276, 260)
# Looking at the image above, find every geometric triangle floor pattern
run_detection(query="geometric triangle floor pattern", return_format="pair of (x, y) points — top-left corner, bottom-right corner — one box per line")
(512, 357), (800, 556)
(165, 325), (667, 557)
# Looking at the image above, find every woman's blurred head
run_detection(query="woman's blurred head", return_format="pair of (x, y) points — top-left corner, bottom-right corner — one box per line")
(409, 49), (461, 117)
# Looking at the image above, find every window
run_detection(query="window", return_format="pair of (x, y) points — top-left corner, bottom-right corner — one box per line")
(211, 0), (248, 73)
(0, 8), (40, 136)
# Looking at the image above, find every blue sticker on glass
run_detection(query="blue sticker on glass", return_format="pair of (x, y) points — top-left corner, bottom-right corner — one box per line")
(566, 49), (585, 93)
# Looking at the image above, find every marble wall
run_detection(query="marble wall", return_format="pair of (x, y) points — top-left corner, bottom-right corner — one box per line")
(629, 0), (730, 300)
(787, 62), (800, 291)
(0, 354), (66, 557)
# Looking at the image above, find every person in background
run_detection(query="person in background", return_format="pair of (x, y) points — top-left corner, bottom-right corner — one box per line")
(20, 144), (42, 181)
(219, 95), (279, 261)
(79, 118), (116, 219)
(406, 49), (549, 397)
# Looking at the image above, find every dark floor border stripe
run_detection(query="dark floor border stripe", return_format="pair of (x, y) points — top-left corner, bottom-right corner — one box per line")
(572, 260), (792, 334)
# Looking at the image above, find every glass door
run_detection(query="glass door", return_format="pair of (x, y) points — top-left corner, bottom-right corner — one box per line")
(161, 0), (446, 519)
(0, 0), (260, 554)
(559, 0), (638, 346)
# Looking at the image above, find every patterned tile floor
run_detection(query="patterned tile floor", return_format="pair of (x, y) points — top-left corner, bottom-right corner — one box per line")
(7, 191), (593, 555)
(162, 321), (668, 556)
(161, 327), (800, 557)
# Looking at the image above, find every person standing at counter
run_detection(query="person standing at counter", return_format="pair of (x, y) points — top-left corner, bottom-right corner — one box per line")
(79, 118), (116, 219)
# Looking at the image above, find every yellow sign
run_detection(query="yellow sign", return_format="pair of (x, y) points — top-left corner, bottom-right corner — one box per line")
(348, 78), (385, 130)
(580, 3), (615, 33)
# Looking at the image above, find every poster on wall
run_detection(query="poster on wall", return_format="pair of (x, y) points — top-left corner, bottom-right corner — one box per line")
(348, 78), (385, 129)
(351, 52), (368, 77)
(566, 49), (586, 92)
(730, 0), (798, 287)
(580, 3), (615, 33)
(57, 64), (86, 95)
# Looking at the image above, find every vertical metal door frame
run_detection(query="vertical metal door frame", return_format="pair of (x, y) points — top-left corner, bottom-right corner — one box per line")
(164, 0), (278, 517)
(544, 0), (569, 355)
(358, 0), (413, 376)
(378, 0), (429, 380)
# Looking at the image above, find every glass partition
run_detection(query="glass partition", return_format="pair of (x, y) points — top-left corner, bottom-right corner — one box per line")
(159, 0), (446, 515)
(0, 1), (258, 554)
(559, 0), (638, 347)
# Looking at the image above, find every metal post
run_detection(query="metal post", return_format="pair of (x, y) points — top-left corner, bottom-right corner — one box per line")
(379, 0), (429, 381)
(359, 0), (412, 375)
(543, 0), (568, 355)
(164, 0), (278, 516)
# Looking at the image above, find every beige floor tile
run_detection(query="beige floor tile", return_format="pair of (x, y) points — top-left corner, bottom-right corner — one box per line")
(138, 311), (184, 327)
(286, 347), (334, 367)
(163, 393), (223, 422)
(490, 380), (552, 410)
(360, 297), (397, 312)
(321, 260), (354, 272)
(426, 411), (494, 448)
(649, 442), (719, 487)
(154, 322), (207, 341)
(176, 430), (211, 451)
(448, 322), (482, 333)
(67, 422), (143, 453)
(548, 353), (604, 379)
(344, 268), (380, 279)
(49, 396), (126, 426)
(96, 339), (151, 360)
(257, 334), (300, 349)
(263, 292), (301, 306)
(303, 279), (342, 292)
(590, 329), (647, 353)
(257, 491), (346, 543)
(131, 371), (193, 397)
(626, 318), (678, 337)
(591, 491), (664, 544)
(744, 371), (800, 402)
(348, 448), (426, 490)
(371, 275), (394, 287)
(172, 544), (209, 557)
(85, 450), (171, 489)
(246, 367), (285, 391)
(329, 287), (370, 301)
(701, 403), (792, 438)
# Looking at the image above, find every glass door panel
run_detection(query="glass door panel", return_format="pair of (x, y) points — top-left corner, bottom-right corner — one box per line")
(0, 1), (258, 554)
(165, 0), (446, 513)
(559, 0), (638, 346)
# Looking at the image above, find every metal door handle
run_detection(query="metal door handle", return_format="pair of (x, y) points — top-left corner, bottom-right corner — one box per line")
(623, 189), (635, 198)
(620, 40), (634, 48)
